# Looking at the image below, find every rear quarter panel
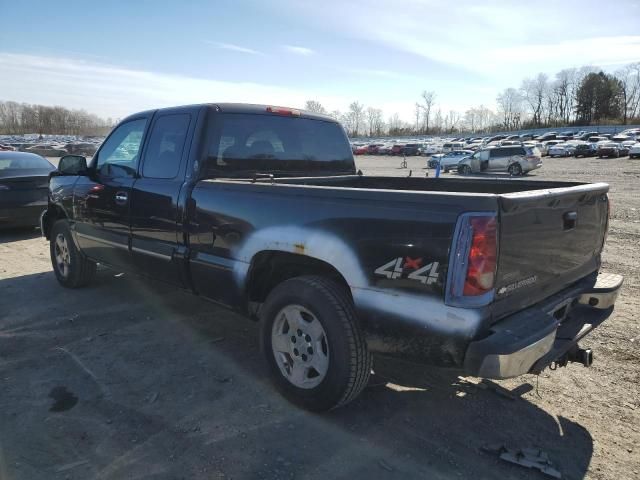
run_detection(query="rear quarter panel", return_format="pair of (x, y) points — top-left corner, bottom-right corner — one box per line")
(189, 181), (499, 366)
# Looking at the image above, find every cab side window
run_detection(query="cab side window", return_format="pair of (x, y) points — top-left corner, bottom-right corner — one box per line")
(142, 114), (191, 179)
(95, 119), (147, 178)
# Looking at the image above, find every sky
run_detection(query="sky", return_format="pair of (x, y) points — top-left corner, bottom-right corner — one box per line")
(1, 0), (639, 122)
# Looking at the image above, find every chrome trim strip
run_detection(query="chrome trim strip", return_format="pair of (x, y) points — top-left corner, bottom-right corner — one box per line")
(131, 245), (172, 261)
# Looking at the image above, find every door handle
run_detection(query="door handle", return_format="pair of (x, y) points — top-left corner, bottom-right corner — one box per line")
(115, 191), (128, 205)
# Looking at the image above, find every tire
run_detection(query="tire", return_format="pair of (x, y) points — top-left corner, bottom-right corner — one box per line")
(458, 165), (472, 175)
(508, 163), (523, 176)
(50, 220), (96, 288)
(260, 275), (371, 411)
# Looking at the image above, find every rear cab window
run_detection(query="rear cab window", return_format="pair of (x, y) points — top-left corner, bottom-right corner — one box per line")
(205, 113), (354, 177)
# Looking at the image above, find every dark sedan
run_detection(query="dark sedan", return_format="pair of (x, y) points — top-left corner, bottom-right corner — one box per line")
(402, 143), (422, 156)
(573, 143), (597, 157)
(597, 142), (629, 158)
(0, 152), (55, 228)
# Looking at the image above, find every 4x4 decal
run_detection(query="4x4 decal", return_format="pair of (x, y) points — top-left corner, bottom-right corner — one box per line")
(375, 257), (440, 285)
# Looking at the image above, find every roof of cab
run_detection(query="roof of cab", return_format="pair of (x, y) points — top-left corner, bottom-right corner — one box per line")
(119, 103), (337, 124)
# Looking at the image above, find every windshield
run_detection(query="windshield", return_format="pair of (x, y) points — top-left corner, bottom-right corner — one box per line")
(206, 113), (355, 177)
(0, 153), (54, 176)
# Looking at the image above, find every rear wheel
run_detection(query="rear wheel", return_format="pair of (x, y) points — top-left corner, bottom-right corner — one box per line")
(508, 163), (523, 176)
(260, 276), (371, 411)
(50, 220), (96, 288)
(458, 165), (472, 175)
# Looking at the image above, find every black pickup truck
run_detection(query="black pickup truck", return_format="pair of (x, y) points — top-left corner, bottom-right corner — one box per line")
(42, 103), (623, 411)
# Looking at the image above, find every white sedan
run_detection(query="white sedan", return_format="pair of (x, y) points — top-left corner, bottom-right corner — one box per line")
(629, 143), (640, 159)
(548, 143), (576, 157)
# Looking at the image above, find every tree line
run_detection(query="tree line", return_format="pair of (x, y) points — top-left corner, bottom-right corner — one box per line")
(0, 101), (115, 136)
(306, 62), (640, 137)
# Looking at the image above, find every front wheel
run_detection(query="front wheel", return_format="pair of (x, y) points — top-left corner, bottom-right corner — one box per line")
(508, 163), (523, 176)
(50, 220), (96, 288)
(260, 276), (371, 411)
(458, 165), (472, 175)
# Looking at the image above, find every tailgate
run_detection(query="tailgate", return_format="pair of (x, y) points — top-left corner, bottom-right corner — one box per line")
(492, 182), (609, 319)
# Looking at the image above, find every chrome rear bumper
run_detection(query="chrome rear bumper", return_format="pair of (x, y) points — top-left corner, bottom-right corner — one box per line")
(464, 272), (623, 379)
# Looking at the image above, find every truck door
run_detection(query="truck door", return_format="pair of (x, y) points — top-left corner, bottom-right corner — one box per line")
(129, 111), (194, 285)
(74, 118), (148, 269)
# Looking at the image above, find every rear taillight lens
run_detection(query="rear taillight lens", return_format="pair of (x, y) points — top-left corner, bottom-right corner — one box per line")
(463, 217), (497, 296)
(446, 213), (498, 307)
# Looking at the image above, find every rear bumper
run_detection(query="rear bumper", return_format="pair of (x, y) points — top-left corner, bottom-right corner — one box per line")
(464, 272), (623, 379)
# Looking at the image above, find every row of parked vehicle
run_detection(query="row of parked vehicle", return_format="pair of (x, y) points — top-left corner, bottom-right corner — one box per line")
(351, 128), (640, 159)
(0, 136), (102, 157)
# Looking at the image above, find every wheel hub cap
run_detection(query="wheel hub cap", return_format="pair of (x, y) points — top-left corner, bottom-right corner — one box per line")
(54, 233), (71, 278)
(271, 304), (329, 389)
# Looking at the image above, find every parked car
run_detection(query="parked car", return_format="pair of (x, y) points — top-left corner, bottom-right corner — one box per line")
(377, 144), (393, 155)
(597, 142), (629, 158)
(442, 141), (465, 153)
(41, 102), (622, 411)
(629, 143), (640, 159)
(421, 143), (441, 155)
(429, 150), (474, 172)
(353, 145), (368, 155)
(0, 143), (16, 151)
(573, 143), (598, 157)
(541, 140), (563, 156)
(402, 143), (422, 156)
(24, 144), (68, 157)
(390, 144), (405, 155)
(0, 151), (55, 228)
(65, 142), (99, 157)
(548, 143), (576, 157)
(458, 145), (542, 176)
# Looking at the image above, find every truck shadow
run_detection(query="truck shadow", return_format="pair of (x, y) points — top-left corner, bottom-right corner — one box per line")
(0, 270), (593, 479)
(0, 226), (41, 243)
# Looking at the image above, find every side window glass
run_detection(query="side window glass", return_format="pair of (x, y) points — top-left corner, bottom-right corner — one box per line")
(480, 151), (490, 161)
(95, 119), (146, 178)
(143, 114), (191, 179)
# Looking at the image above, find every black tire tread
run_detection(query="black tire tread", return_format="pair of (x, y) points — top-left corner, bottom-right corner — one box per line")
(298, 276), (372, 409)
(51, 220), (96, 288)
(262, 275), (372, 410)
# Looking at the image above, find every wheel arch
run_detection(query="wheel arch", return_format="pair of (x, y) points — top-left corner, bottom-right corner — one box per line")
(245, 250), (352, 307)
(42, 203), (70, 240)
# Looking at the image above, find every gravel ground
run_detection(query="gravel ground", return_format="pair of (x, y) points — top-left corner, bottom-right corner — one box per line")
(0, 155), (638, 480)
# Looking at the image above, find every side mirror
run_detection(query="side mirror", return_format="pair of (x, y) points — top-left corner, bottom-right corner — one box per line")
(56, 155), (88, 176)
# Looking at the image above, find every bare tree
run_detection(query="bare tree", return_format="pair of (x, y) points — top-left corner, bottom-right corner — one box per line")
(346, 101), (365, 136)
(304, 100), (327, 114)
(421, 91), (436, 133)
(366, 107), (384, 136)
(496, 88), (524, 130)
(0, 101), (112, 136)
(521, 73), (548, 127)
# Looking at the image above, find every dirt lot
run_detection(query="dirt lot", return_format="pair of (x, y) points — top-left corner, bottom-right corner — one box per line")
(1, 155), (638, 480)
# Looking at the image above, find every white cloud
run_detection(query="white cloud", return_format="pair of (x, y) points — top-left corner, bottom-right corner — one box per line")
(282, 45), (315, 56)
(206, 41), (263, 55)
(0, 52), (352, 119)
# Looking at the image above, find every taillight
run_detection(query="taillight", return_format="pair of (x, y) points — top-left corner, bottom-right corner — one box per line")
(463, 216), (497, 296)
(446, 213), (498, 307)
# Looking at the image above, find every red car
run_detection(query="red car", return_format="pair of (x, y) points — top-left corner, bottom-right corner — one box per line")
(367, 143), (384, 154)
(391, 144), (405, 155)
(354, 145), (368, 155)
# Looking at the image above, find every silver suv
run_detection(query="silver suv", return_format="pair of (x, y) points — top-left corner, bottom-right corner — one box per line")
(457, 145), (542, 176)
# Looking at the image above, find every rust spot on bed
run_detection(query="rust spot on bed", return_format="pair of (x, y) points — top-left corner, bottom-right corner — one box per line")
(294, 243), (305, 254)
